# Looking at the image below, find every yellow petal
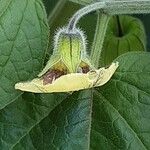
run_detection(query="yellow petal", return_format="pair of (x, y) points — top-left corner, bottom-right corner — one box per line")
(15, 62), (119, 93)
(94, 62), (119, 87)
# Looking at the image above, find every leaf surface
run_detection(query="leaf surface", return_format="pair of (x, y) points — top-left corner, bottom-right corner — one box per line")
(0, 93), (68, 149)
(91, 52), (150, 150)
(0, 0), (48, 108)
(8, 52), (150, 150)
(12, 90), (92, 150)
(0, 0), (65, 149)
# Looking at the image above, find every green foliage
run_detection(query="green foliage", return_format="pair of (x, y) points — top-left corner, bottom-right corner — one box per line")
(91, 52), (150, 149)
(101, 15), (146, 66)
(0, 0), (150, 149)
(13, 90), (92, 149)
(0, 0), (49, 109)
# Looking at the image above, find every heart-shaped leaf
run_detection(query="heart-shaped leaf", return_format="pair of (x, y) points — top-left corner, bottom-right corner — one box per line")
(91, 52), (150, 149)
(7, 52), (150, 149)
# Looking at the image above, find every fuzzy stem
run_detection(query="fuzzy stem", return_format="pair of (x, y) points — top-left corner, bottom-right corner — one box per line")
(67, 0), (150, 32)
(67, 2), (105, 32)
(90, 14), (110, 68)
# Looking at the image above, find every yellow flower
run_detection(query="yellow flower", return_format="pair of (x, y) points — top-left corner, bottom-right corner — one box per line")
(15, 62), (118, 93)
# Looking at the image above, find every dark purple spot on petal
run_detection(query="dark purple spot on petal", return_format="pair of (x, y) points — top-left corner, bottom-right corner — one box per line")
(82, 66), (90, 74)
(42, 69), (67, 85)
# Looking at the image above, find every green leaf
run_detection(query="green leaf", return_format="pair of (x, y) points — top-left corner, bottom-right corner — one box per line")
(100, 15), (146, 66)
(12, 90), (92, 150)
(91, 52), (150, 149)
(0, 0), (65, 149)
(0, 0), (48, 109)
(8, 52), (150, 150)
(0, 92), (68, 149)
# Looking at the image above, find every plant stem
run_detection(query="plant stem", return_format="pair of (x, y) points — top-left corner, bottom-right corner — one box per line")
(90, 13), (110, 68)
(67, 0), (150, 32)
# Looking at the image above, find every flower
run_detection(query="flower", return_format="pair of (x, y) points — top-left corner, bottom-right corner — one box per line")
(15, 62), (118, 93)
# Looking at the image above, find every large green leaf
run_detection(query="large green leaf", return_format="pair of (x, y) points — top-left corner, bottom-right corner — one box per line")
(0, 0), (68, 149)
(13, 90), (92, 150)
(0, 92), (68, 149)
(8, 52), (150, 149)
(0, 0), (48, 108)
(91, 52), (150, 149)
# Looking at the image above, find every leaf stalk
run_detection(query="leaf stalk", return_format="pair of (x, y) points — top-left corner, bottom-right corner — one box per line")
(90, 14), (110, 68)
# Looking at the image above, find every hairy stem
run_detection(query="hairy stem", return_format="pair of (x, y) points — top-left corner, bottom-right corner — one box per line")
(90, 14), (110, 68)
(67, 0), (150, 32)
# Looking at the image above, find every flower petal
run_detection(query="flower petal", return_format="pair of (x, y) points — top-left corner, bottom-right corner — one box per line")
(15, 62), (119, 93)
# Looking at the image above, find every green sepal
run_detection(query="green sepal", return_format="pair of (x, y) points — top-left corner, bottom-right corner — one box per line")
(38, 27), (95, 77)
(58, 32), (83, 73)
(38, 53), (61, 77)
(80, 57), (95, 70)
